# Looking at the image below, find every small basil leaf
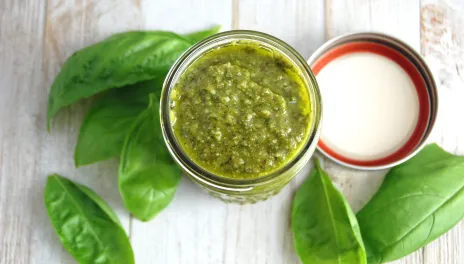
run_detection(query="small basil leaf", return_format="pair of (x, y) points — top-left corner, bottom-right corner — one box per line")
(357, 144), (464, 263)
(292, 158), (366, 264)
(44, 174), (134, 264)
(47, 31), (192, 127)
(184, 25), (221, 43)
(74, 78), (164, 167)
(119, 94), (181, 221)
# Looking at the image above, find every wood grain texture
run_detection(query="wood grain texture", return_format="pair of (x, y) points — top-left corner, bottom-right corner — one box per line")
(420, 1), (464, 264)
(0, 0), (463, 263)
(0, 1), (47, 263)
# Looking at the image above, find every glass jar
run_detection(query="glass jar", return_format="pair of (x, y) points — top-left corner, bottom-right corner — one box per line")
(160, 30), (322, 203)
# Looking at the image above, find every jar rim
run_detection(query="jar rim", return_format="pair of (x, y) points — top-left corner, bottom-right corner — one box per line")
(160, 30), (322, 187)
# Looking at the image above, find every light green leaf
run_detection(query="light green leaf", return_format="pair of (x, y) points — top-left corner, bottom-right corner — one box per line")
(292, 158), (366, 264)
(118, 94), (181, 221)
(357, 144), (464, 263)
(44, 174), (133, 264)
(74, 79), (164, 167)
(47, 31), (192, 127)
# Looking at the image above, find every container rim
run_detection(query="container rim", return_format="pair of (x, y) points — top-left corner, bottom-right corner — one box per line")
(308, 32), (438, 170)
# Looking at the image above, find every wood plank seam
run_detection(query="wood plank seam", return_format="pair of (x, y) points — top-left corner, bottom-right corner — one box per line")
(233, 0), (239, 30)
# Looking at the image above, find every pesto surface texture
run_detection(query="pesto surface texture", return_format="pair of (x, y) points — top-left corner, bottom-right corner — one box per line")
(171, 42), (312, 179)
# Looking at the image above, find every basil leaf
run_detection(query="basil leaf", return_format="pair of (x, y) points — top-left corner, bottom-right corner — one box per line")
(184, 25), (221, 43)
(292, 158), (366, 264)
(44, 174), (134, 264)
(357, 144), (464, 264)
(47, 31), (192, 126)
(74, 183), (123, 228)
(74, 78), (164, 167)
(119, 94), (181, 221)
(72, 24), (221, 165)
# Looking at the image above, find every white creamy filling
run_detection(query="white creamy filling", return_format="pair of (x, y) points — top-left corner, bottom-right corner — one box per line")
(316, 52), (419, 161)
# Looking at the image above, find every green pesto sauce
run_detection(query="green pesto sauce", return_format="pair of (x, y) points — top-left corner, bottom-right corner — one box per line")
(171, 42), (312, 179)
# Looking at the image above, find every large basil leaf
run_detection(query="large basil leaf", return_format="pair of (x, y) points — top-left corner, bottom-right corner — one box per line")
(74, 78), (164, 167)
(119, 94), (181, 221)
(184, 25), (221, 43)
(44, 174), (134, 264)
(47, 31), (193, 126)
(292, 158), (366, 264)
(357, 144), (464, 264)
(47, 25), (222, 126)
(74, 183), (123, 228)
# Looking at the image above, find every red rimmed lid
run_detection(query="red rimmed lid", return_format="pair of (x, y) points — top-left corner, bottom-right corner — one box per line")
(311, 41), (430, 169)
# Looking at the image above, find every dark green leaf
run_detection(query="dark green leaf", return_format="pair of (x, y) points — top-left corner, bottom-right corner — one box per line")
(74, 78), (164, 167)
(357, 144), (464, 263)
(292, 158), (366, 264)
(119, 94), (181, 221)
(184, 25), (221, 43)
(44, 174), (134, 264)
(47, 31), (193, 126)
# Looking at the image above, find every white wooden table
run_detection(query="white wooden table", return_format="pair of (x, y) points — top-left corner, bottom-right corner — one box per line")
(1, 0), (463, 263)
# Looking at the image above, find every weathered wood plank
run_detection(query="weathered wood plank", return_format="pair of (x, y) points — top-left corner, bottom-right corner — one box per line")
(0, 1), (47, 263)
(420, 1), (464, 264)
(141, 0), (233, 33)
(236, 0), (326, 58)
(326, 0), (421, 50)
